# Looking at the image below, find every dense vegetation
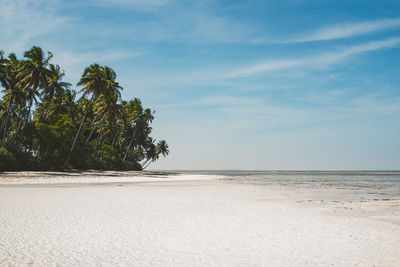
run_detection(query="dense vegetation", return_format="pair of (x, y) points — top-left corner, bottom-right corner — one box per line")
(0, 46), (169, 171)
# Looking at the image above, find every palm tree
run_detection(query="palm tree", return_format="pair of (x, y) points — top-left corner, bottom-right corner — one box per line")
(18, 46), (52, 108)
(142, 140), (169, 170)
(141, 138), (157, 169)
(156, 140), (169, 157)
(15, 47), (52, 141)
(0, 51), (8, 140)
(40, 64), (71, 120)
(77, 64), (122, 100)
(64, 64), (122, 168)
(121, 98), (143, 163)
(0, 53), (24, 143)
(83, 66), (123, 150)
(63, 89), (78, 119)
(0, 50), (6, 87)
(18, 46), (52, 92)
(85, 79), (123, 143)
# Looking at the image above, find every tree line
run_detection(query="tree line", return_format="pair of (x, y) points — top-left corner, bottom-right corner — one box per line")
(0, 46), (169, 171)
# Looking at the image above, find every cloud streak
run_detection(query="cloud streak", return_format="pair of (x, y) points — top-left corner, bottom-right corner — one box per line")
(286, 17), (400, 43)
(227, 37), (400, 78)
(71, 0), (256, 44)
(90, 0), (171, 11)
(0, 0), (70, 53)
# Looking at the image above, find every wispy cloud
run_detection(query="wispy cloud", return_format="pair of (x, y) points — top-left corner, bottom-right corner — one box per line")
(227, 37), (400, 78)
(286, 17), (400, 43)
(74, 0), (255, 44)
(161, 92), (400, 132)
(0, 0), (70, 53)
(90, 0), (171, 11)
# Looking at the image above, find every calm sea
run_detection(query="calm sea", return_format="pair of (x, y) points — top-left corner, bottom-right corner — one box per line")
(176, 170), (400, 199)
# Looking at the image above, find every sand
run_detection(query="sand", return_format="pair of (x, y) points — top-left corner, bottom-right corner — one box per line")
(0, 173), (399, 266)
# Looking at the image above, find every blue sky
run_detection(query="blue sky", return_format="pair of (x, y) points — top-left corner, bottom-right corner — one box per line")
(1, 0), (400, 170)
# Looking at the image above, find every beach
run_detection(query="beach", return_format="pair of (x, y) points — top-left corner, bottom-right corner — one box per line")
(1, 172), (399, 266)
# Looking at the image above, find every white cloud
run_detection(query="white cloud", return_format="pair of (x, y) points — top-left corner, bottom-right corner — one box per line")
(0, 0), (69, 53)
(150, 92), (400, 170)
(227, 37), (400, 78)
(286, 17), (400, 43)
(90, 0), (171, 10)
(113, 37), (400, 98)
(75, 0), (254, 44)
(158, 91), (400, 136)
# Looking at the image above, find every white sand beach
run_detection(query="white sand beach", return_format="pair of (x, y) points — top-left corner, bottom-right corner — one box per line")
(1, 172), (399, 266)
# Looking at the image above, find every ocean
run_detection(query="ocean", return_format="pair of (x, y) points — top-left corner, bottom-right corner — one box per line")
(176, 170), (400, 200)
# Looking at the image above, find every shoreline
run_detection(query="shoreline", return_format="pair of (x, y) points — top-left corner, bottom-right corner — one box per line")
(1, 171), (399, 225)
(0, 171), (222, 186)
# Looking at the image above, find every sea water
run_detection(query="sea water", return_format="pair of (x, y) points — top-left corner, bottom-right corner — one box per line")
(177, 170), (400, 200)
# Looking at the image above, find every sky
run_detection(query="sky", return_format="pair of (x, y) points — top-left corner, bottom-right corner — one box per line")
(1, 0), (400, 170)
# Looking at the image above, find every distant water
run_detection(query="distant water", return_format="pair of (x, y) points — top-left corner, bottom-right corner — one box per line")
(176, 170), (400, 199)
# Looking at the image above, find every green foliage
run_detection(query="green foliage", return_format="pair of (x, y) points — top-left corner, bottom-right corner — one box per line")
(34, 115), (75, 169)
(0, 145), (42, 171)
(0, 147), (16, 170)
(0, 46), (169, 171)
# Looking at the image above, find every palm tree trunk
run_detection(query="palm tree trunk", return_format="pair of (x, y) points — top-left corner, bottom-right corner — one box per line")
(123, 126), (137, 163)
(1, 93), (13, 144)
(142, 159), (154, 170)
(13, 103), (30, 145)
(141, 157), (152, 169)
(94, 131), (103, 155)
(94, 132), (106, 158)
(41, 97), (53, 122)
(113, 129), (124, 148)
(64, 96), (93, 169)
(12, 111), (25, 144)
(19, 104), (31, 138)
(111, 132), (118, 147)
(85, 112), (106, 145)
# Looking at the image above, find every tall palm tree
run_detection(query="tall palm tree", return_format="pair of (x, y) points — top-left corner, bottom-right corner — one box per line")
(83, 66), (123, 148)
(18, 46), (52, 108)
(0, 53), (24, 143)
(64, 64), (122, 168)
(84, 90), (119, 147)
(0, 50), (6, 87)
(15, 47), (52, 141)
(0, 51), (8, 140)
(77, 64), (122, 100)
(121, 98), (143, 163)
(40, 64), (71, 120)
(18, 46), (52, 92)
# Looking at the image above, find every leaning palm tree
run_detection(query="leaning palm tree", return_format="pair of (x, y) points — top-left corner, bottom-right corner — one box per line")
(141, 138), (157, 169)
(156, 140), (169, 157)
(142, 140), (169, 170)
(64, 64), (122, 168)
